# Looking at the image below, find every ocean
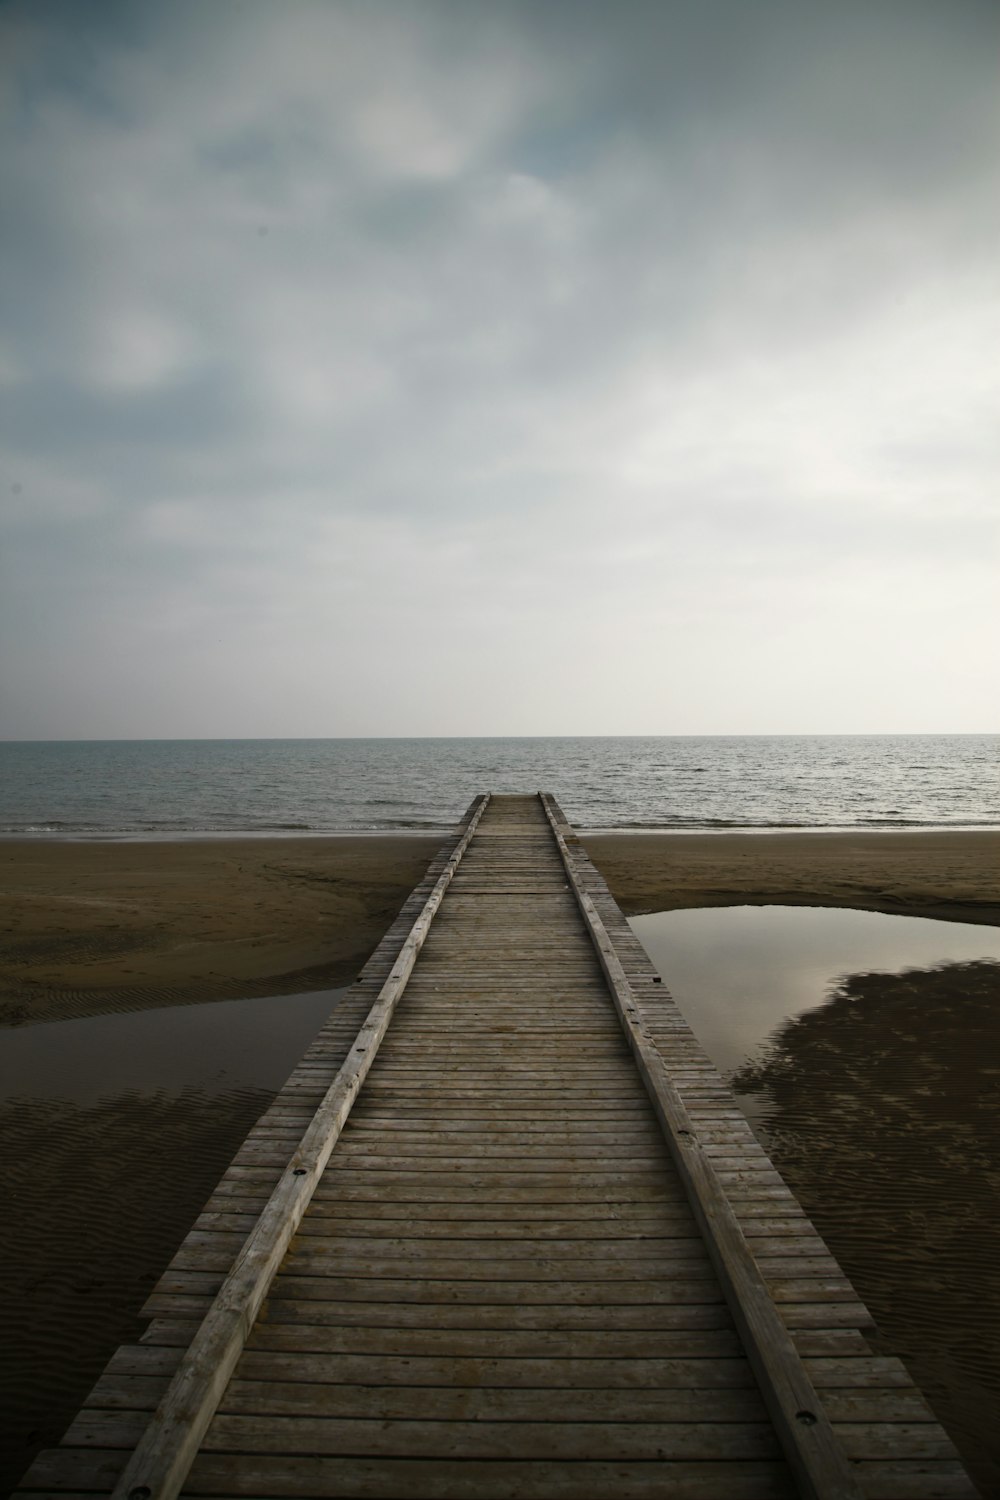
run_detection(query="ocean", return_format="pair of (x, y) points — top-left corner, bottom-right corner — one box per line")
(0, 734), (996, 836)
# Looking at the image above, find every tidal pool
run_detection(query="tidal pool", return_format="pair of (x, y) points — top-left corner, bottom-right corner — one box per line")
(629, 903), (1000, 1076)
(0, 986), (346, 1108)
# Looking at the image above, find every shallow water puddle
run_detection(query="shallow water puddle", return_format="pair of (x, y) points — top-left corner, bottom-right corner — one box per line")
(629, 903), (1000, 1076)
(0, 986), (346, 1107)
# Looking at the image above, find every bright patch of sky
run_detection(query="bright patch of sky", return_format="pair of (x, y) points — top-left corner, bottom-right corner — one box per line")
(1, 0), (998, 736)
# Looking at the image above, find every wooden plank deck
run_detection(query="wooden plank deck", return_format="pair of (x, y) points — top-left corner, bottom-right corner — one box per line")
(16, 794), (979, 1499)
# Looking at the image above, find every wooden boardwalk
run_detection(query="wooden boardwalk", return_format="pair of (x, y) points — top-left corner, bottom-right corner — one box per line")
(18, 794), (978, 1500)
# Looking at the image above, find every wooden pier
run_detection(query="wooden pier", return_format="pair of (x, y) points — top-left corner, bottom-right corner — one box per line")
(18, 794), (978, 1499)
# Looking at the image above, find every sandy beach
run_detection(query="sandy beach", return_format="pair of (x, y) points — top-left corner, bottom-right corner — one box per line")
(2, 828), (999, 1495)
(0, 835), (441, 1026)
(2, 828), (998, 1026)
(584, 828), (1000, 926)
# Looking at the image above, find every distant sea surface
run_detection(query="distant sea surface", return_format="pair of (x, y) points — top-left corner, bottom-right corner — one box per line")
(0, 736), (996, 837)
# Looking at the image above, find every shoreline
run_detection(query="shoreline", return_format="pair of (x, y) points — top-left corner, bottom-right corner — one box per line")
(2, 828), (998, 1027)
(3, 821), (998, 842)
(0, 827), (457, 843)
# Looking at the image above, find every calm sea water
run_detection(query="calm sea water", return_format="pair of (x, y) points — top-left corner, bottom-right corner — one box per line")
(0, 735), (996, 836)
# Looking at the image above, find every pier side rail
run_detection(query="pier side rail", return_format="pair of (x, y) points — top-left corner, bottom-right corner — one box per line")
(541, 791), (979, 1500)
(83, 796), (489, 1500)
(541, 793), (863, 1500)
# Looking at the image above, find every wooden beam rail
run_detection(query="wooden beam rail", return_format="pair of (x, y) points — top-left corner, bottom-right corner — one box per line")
(109, 794), (491, 1500)
(539, 791), (866, 1500)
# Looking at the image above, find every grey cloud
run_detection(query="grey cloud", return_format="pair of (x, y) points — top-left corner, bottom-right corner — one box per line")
(1, 0), (997, 736)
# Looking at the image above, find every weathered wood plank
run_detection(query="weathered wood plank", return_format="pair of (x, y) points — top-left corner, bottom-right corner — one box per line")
(244, 1325), (747, 1357)
(69, 1410), (785, 1461)
(151, 1272), (750, 1307)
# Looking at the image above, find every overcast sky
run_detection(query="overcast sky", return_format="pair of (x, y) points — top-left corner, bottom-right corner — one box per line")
(1, 0), (997, 738)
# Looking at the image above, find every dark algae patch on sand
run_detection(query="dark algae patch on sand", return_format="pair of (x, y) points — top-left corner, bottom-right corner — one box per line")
(0, 1086), (271, 1498)
(734, 959), (1000, 1497)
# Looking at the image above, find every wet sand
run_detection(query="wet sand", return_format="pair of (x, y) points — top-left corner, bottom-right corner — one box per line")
(0, 1086), (273, 1497)
(3, 829), (998, 1025)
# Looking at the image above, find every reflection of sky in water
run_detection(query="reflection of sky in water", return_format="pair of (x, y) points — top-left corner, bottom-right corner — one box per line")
(0, 988), (346, 1107)
(629, 906), (1000, 1077)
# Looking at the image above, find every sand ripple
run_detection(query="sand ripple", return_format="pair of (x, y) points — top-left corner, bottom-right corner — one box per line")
(0, 1085), (271, 1497)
